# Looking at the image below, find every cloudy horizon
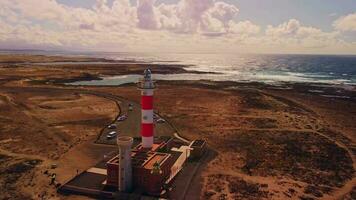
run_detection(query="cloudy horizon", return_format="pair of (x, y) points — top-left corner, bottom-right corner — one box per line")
(1, 0), (356, 54)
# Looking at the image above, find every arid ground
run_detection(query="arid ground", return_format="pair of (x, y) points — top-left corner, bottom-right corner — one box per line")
(0, 54), (355, 200)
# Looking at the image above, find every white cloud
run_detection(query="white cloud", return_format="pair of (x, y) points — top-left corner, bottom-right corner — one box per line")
(178, 0), (214, 22)
(333, 13), (356, 32)
(154, 0), (238, 34)
(329, 13), (338, 17)
(0, 0), (354, 54)
(266, 19), (301, 37)
(200, 1), (239, 34)
(265, 19), (340, 48)
(209, 2), (239, 24)
(137, 0), (159, 29)
(229, 20), (260, 35)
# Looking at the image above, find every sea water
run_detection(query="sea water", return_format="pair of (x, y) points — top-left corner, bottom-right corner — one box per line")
(2, 50), (354, 86)
(68, 52), (356, 86)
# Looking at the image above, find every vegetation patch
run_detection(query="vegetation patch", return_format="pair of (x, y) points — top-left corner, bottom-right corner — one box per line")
(203, 174), (269, 200)
(0, 158), (42, 199)
(222, 130), (354, 187)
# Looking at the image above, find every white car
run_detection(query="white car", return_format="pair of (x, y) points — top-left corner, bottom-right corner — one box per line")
(108, 124), (117, 129)
(117, 115), (127, 121)
(106, 131), (117, 139)
(156, 118), (165, 123)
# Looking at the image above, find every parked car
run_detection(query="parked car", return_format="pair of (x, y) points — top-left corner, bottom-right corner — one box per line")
(156, 118), (165, 123)
(117, 115), (127, 121)
(106, 131), (117, 139)
(153, 114), (159, 120)
(129, 103), (133, 111)
(108, 124), (117, 129)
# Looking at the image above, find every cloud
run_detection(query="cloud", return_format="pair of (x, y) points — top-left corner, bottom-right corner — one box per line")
(139, 0), (239, 34)
(137, 0), (159, 29)
(209, 2), (239, 24)
(94, 0), (110, 12)
(178, 0), (214, 22)
(1, 0), (137, 31)
(264, 19), (341, 49)
(333, 13), (356, 32)
(329, 13), (338, 17)
(0, 0), (354, 54)
(229, 20), (260, 35)
(266, 19), (301, 37)
(200, 1), (239, 34)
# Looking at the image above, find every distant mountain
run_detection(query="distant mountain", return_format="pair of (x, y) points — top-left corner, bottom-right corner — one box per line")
(0, 48), (47, 51)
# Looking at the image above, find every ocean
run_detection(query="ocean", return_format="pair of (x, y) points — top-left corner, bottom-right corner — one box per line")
(71, 52), (356, 87)
(2, 50), (356, 86)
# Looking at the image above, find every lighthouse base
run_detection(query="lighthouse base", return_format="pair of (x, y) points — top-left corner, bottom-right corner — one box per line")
(142, 136), (153, 148)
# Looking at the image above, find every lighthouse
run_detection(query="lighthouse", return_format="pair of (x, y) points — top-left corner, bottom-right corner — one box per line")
(138, 69), (155, 148)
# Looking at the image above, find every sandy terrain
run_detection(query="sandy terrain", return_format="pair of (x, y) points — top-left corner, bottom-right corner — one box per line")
(0, 86), (118, 199)
(0, 54), (355, 200)
(96, 82), (355, 200)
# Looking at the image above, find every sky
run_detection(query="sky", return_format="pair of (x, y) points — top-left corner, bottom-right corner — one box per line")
(0, 0), (356, 54)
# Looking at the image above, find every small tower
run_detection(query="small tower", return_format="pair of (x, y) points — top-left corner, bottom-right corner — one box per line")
(117, 136), (133, 192)
(138, 69), (155, 149)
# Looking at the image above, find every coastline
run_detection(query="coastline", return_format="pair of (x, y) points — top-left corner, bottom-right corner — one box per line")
(0, 54), (355, 199)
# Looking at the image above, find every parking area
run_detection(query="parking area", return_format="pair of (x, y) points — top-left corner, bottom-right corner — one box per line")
(96, 99), (175, 145)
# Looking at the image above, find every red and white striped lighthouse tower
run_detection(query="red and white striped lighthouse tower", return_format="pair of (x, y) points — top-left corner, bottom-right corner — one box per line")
(138, 69), (155, 148)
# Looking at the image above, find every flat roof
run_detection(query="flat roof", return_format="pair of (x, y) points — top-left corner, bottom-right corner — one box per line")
(132, 151), (154, 167)
(134, 143), (164, 152)
(65, 171), (106, 190)
(144, 153), (169, 170)
(107, 150), (171, 170)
